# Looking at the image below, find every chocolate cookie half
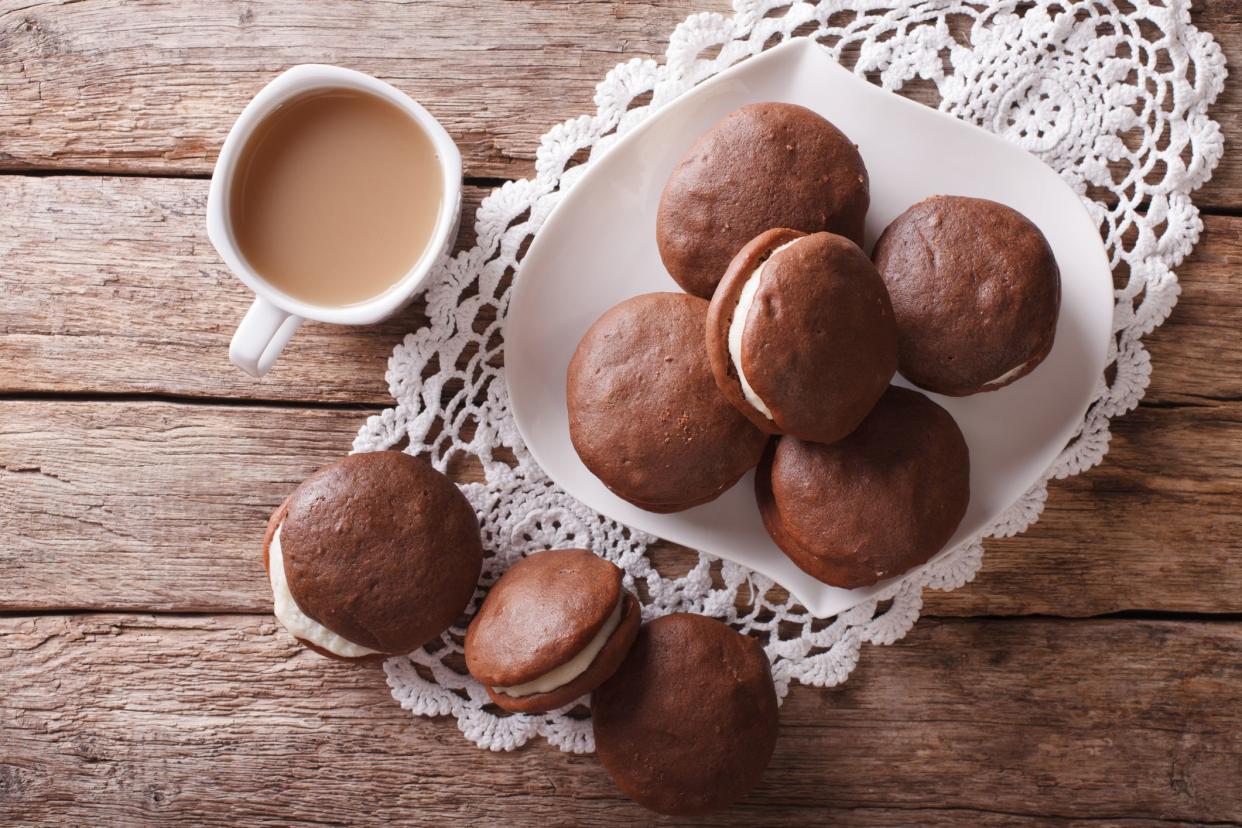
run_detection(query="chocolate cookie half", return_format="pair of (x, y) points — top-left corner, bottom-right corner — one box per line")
(657, 102), (870, 298)
(465, 548), (641, 713)
(592, 613), (779, 816)
(756, 386), (970, 588)
(707, 228), (897, 444)
(567, 292), (769, 512)
(872, 195), (1061, 395)
(262, 451), (483, 662)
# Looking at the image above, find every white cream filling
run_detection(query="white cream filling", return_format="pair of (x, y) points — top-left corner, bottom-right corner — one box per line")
(727, 238), (803, 421)
(494, 596), (624, 698)
(268, 523), (381, 658)
(982, 361), (1029, 388)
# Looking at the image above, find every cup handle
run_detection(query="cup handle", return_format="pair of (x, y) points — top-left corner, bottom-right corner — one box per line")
(230, 297), (302, 378)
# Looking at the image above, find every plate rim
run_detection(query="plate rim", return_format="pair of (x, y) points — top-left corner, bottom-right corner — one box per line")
(504, 36), (1113, 616)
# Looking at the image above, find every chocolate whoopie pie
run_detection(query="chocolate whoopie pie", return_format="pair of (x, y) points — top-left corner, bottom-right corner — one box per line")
(757, 386), (970, 588)
(707, 228), (898, 444)
(657, 102), (870, 298)
(592, 613), (779, 816)
(872, 195), (1061, 396)
(262, 451), (483, 662)
(567, 292), (768, 512)
(465, 549), (641, 713)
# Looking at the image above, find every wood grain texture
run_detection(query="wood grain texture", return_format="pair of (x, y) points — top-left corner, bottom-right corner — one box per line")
(2, 174), (1239, 404)
(0, 0), (707, 178)
(3, 397), (1239, 616)
(2, 613), (1240, 826)
(0, 2), (1238, 824)
(3, 0), (1237, 210)
(0, 177), (492, 404)
(1187, 1), (1242, 211)
(927, 398), (1242, 616)
(1141, 211), (1242, 406)
(0, 401), (365, 612)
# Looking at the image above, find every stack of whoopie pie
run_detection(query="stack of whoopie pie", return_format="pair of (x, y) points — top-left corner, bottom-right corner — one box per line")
(570, 101), (1061, 593)
(261, 456), (782, 815)
(262, 454), (779, 814)
(463, 551), (781, 815)
(259, 100), (1063, 821)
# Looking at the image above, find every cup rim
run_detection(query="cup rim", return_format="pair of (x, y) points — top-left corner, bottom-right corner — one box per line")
(206, 64), (463, 325)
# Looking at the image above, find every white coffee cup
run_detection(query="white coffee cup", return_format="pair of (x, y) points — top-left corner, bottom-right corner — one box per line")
(207, 65), (463, 378)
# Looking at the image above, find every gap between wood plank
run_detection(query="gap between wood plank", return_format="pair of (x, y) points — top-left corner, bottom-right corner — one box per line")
(0, 167), (512, 188)
(2, 389), (1236, 410)
(772, 802), (1242, 828)
(0, 165), (1239, 217)
(1142, 395), (1242, 408)
(5, 607), (1242, 622)
(0, 390), (385, 412)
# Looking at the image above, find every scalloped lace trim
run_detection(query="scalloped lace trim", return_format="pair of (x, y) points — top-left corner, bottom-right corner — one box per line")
(353, 0), (1225, 753)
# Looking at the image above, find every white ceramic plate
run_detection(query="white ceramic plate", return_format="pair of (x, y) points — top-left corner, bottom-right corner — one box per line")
(506, 38), (1113, 617)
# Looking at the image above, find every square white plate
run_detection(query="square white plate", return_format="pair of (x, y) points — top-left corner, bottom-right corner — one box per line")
(505, 38), (1113, 617)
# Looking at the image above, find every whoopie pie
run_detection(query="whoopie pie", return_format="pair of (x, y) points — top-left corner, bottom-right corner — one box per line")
(263, 451), (483, 661)
(656, 102), (870, 298)
(706, 228), (898, 444)
(756, 386), (970, 588)
(872, 195), (1061, 396)
(465, 548), (641, 713)
(592, 613), (779, 815)
(567, 292), (769, 512)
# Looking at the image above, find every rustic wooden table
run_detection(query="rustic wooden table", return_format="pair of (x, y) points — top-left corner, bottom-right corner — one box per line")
(2, 1), (1240, 825)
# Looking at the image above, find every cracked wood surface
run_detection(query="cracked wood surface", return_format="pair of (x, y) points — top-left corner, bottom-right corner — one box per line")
(1, 0), (1239, 205)
(3, 614), (1241, 826)
(1, 396), (1240, 617)
(1, 1), (1240, 824)
(1, 173), (1239, 405)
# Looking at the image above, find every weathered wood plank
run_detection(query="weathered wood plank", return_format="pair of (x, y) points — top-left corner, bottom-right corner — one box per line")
(0, 0), (708, 178)
(1142, 210), (1242, 406)
(3, 398), (1240, 616)
(1185, 2), (1242, 212)
(2, 613), (1240, 825)
(2, 174), (1238, 404)
(0, 401), (366, 612)
(926, 397), (1242, 616)
(2, 0), (1237, 210)
(0, 3), (1236, 822)
(0, 177), (490, 404)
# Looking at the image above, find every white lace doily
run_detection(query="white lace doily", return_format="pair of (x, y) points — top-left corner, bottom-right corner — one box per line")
(354, 0), (1225, 753)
